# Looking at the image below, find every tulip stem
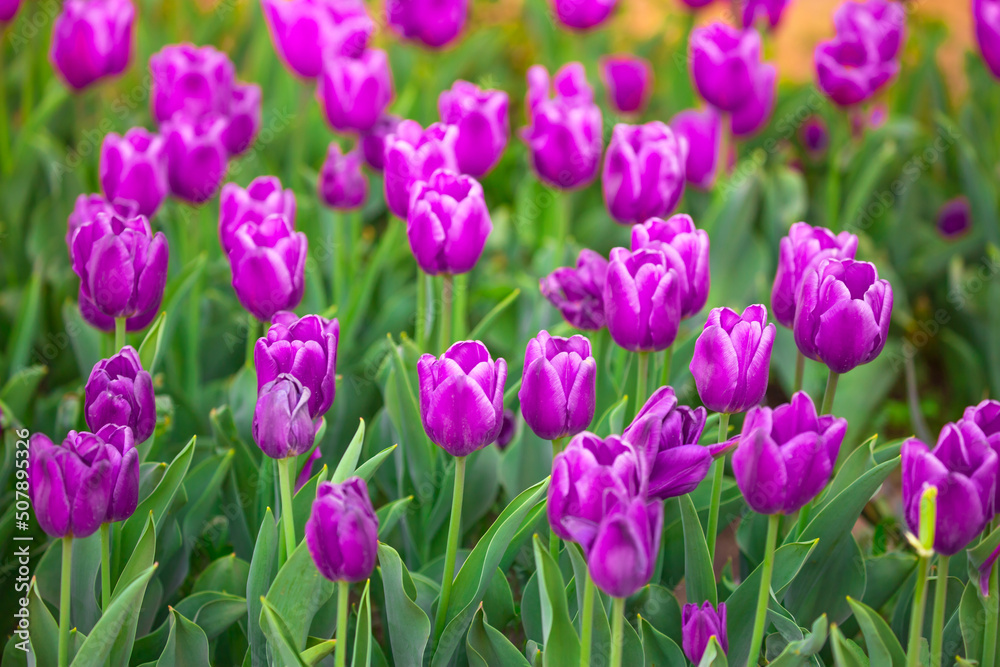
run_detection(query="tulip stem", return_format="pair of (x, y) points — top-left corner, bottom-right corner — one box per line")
(929, 555), (950, 667)
(0, 35), (11, 176)
(416, 270), (427, 349)
(439, 274), (453, 354)
(636, 351), (650, 413)
(706, 413), (730, 563)
(907, 554), (931, 667)
(277, 457), (297, 562)
(579, 572), (596, 667)
(101, 523), (112, 611)
(748, 513), (780, 667)
(453, 273), (468, 340)
(335, 580), (350, 667)
(59, 535), (73, 667)
(660, 346), (673, 387)
(984, 557), (998, 667)
(793, 351), (805, 394)
(245, 314), (259, 368)
(610, 596), (626, 667)
(820, 370), (839, 415)
(115, 317), (126, 351)
(434, 455), (466, 641)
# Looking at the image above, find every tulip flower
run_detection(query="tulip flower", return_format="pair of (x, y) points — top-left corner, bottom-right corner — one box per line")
(961, 400), (1000, 506)
(406, 169), (492, 276)
(387, 0), (468, 48)
(730, 63), (776, 138)
(99, 128), (170, 218)
(937, 197), (971, 239)
(604, 247), (682, 352)
(539, 249), (609, 331)
(494, 410), (517, 451)
(587, 495), (663, 598)
(683, 602), (728, 665)
(255, 311), (340, 420)
(438, 81), (509, 178)
(1, 0), (20, 22)
(550, 0), (618, 31)
(319, 143), (368, 210)
(690, 23), (765, 112)
(678, 0), (715, 6)
(149, 44), (236, 124)
(49, 0), (134, 90)
(222, 82), (262, 155)
(835, 0), (905, 61)
(630, 214), (710, 319)
(741, 0), (791, 29)
(262, 0), (373, 78)
(163, 114), (229, 204)
(670, 108), (722, 190)
(219, 176), (297, 255)
(383, 120), (458, 218)
(800, 116), (830, 158)
(518, 331), (596, 441)
(67, 195), (139, 254)
(228, 213), (307, 321)
(360, 113), (401, 171)
(603, 122), (686, 225)
(317, 48), (393, 133)
(975, 0), (1000, 78)
(253, 374), (316, 460)
(599, 55), (652, 115)
(84, 346), (156, 444)
(306, 477), (379, 581)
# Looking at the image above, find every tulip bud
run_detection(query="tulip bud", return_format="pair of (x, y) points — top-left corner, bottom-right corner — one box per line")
(262, 0), (373, 79)
(682, 602), (728, 664)
(91, 425), (140, 523)
(793, 258), (892, 374)
(67, 194), (139, 255)
(222, 83), (262, 155)
(730, 63), (776, 138)
(550, 0), (618, 31)
(253, 374), (316, 459)
(599, 55), (652, 115)
(50, 0), (134, 90)
(387, 0), (468, 48)
(587, 496), (663, 598)
(732, 391), (847, 514)
(163, 114), (229, 204)
(603, 122), (686, 225)
(149, 44), (235, 124)
(406, 169), (492, 276)
(360, 114), (402, 171)
(1, 0), (21, 22)
(219, 176), (297, 255)
(228, 214), (307, 321)
(438, 81), (510, 178)
(383, 120), (458, 218)
(937, 197), (971, 239)
(741, 0), (791, 29)
(306, 478), (379, 582)
(518, 331), (596, 441)
(319, 143), (368, 210)
(494, 410), (517, 451)
(690, 304), (776, 414)
(540, 249), (609, 331)
(689, 23), (764, 112)
(962, 400), (1000, 509)
(84, 346), (157, 444)
(417, 341), (507, 457)
(100, 128), (170, 219)
(317, 48), (393, 133)
(670, 108), (721, 190)
(604, 247), (682, 352)
(975, 0), (1000, 78)
(630, 215), (710, 319)
(800, 116), (830, 158)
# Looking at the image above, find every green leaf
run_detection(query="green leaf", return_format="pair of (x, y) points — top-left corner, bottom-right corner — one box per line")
(847, 597), (905, 667)
(592, 395), (628, 436)
(259, 597), (310, 667)
(697, 635), (729, 667)
(352, 580), (373, 667)
(785, 534), (867, 628)
(468, 288), (521, 340)
(383, 336), (437, 503)
(332, 418), (367, 483)
(193, 554), (250, 596)
(830, 624), (870, 667)
(174, 591), (248, 640)
(532, 535), (581, 666)
(293, 462), (329, 543)
(154, 608), (211, 666)
(27, 580), (61, 667)
(0, 365), (47, 423)
(467, 606), (531, 667)
(959, 581), (986, 665)
(768, 615), (829, 667)
(70, 564), (158, 667)
(639, 617), (686, 667)
(138, 312), (168, 373)
(301, 639), (337, 666)
(376, 496), (413, 539)
(5, 265), (42, 375)
(376, 543), (430, 667)
(265, 541), (336, 650)
(680, 493), (717, 606)
(355, 444), (398, 483)
(248, 509), (279, 667)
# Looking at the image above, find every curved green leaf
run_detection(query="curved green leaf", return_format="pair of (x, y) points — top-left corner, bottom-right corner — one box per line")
(532, 535), (580, 666)
(377, 542), (430, 667)
(680, 493), (717, 606)
(70, 564), (158, 667)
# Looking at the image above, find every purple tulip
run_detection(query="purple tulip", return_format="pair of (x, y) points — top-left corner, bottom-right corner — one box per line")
(253, 374), (316, 459)
(262, 0), (373, 79)
(100, 128), (169, 218)
(962, 400), (1000, 507)
(835, 0), (905, 61)
(319, 143), (368, 210)
(495, 410), (517, 451)
(937, 197), (971, 239)
(222, 82), (262, 155)
(604, 247), (682, 352)
(149, 44), (235, 124)
(678, 0), (715, 6)
(603, 122), (686, 225)
(600, 55), (652, 115)
(255, 311), (340, 420)
(295, 446), (323, 493)
(630, 214), (710, 319)
(228, 214), (307, 321)
(550, 0), (618, 31)
(741, 0), (791, 29)
(71, 212), (169, 330)
(521, 63), (604, 190)
(417, 341), (507, 457)
(84, 346), (156, 444)
(730, 62), (776, 138)
(67, 195), (139, 255)
(219, 176), (297, 255)
(975, 0), (1000, 78)
(793, 258), (892, 374)
(387, 0), (468, 48)
(383, 120), (458, 218)
(0, 0), (20, 22)
(690, 304), (775, 414)
(540, 249), (609, 331)
(771, 222), (858, 328)
(317, 48), (393, 133)
(670, 108), (721, 190)
(732, 391), (847, 514)
(800, 116), (830, 157)
(306, 478), (379, 582)
(406, 169), (492, 276)
(690, 23), (764, 112)
(682, 602), (728, 664)
(163, 114), (229, 204)
(50, 0), (134, 90)
(902, 422), (998, 556)
(518, 331), (596, 441)
(587, 495), (663, 598)
(438, 81), (509, 178)
(360, 114), (402, 171)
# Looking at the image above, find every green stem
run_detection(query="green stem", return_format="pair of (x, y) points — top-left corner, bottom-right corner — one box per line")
(335, 580), (350, 667)
(452, 273), (468, 341)
(277, 457), (297, 562)
(660, 345), (673, 387)
(929, 556), (950, 667)
(434, 455), (467, 640)
(0, 34), (11, 176)
(579, 572), (596, 667)
(115, 317), (126, 351)
(101, 523), (111, 611)
(706, 413), (731, 562)
(747, 514), (780, 667)
(793, 350), (805, 394)
(245, 313), (259, 367)
(984, 558), (998, 667)
(439, 274), (453, 354)
(549, 437), (567, 559)
(716, 115), (731, 185)
(416, 269), (427, 349)
(636, 351), (650, 412)
(907, 555), (932, 667)
(821, 371), (840, 414)
(59, 535), (73, 667)
(610, 597), (626, 667)
(332, 209), (346, 308)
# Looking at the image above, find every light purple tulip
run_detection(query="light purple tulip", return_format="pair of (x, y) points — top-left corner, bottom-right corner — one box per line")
(50, 0), (134, 90)
(149, 44), (235, 124)
(406, 169), (492, 276)
(603, 122), (686, 225)
(317, 48), (393, 133)
(228, 214), (307, 321)
(670, 108), (722, 190)
(262, 0), (373, 79)
(319, 143), (368, 210)
(360, 114), (402, 171)
(163, 114), (229, 204)
(518, 331), (597, 441)
(383, 120), (458, 218)
(630, 214), (710, 319)
(100, 128), (169, 218)
(222, 82), (262, 155)
(387, 0), (469, 48)
(550, 0), (618, 31)
(730, 63), (776, 138)
(540, 249), (609, 331)
(600, 55), (652, 115)
(975, 0), (1000, 78)
(438, 81), (509, 178)
(741, 0), (791, 29)
(689, 22), (764, 112)
(219, 176), (297, 255)
(604, 247), (682, 352)
(587, 495), (662, 598)
(67, 195), (139, 256)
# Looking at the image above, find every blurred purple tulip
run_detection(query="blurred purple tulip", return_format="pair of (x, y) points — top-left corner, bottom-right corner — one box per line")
(306, 477), (379, 581)
(603, 122), (686, 225)
(50, 0), (134, 90)
(0, 0), (20, 22)
(975, 0), (1000, 78)
(383, 120), (458, 218)
(84, 346), (156, 444)
(540, 249), (609, 331)
(937, 197), (971, 239)
(741, 0), (791, 29)
(438, 81), (509, 178)
(222, 83), (262, 155)
(604, 247), (682, 352)
(319, 143), (368, 210)
(360, 114), (402, 171)
(689, 23), (764, 112)
(150, 44), (235, 124)
(962, 399), (1000, 507)
(600, 55), (652, 115)
(730, 62), (776, 138)
(262, 0), (373, 78)
(228, 214), (307, 321)
(518, 331), (596, 441)
(800, 116), (830, 157)
(67, 194), (139, 256)
(406, 169), (492, 275)
(550, 0), (618, 31)
(100, 128), (169, 218)
(630, 214), (710, 318)
(163, 114), (229, 204)
(219, 176), (297, 255)
(495, 410), (517, 451)
(317, 48), (393, 133)
(670, 108), (722, 190)
(387, 0), (468, 48)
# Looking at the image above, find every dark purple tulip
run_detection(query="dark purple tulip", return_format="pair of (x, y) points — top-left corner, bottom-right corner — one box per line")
(417, 341), (507, 457)
(937, 197), (972, 239)
(149, 44), (235, 124)
(630, 214), (710, 319)
(518, 331), (596, 441)
(319, 143), (368, 210)
(360, 114), (402, 171)
(814, 38), (897, 107)
(219, 176), (297, 255)
(599, 55), (652, 115)
(228, 214), (307, 321)
(295, 446), (323, 493)
(550, 0), (617, 31)
(253, 374), (316, 459)
(548, 432), (643, 550)
(262, 0), (373, 79)
(588, 495), (662, 598)
(683, 602), (728, 664)
(962, 400), (1000, 507)
(730, 62), (776, 138)
(222, 82), (262, 155)
(317, 48), (393, 133)
(495, 410), (517, 451)
(71, 212), (169, 328)
(975, 0), (1000, 78)
(50, 0), (134, 90)
(793, 258), (892, 374)
(84, 346), (156, 444)
(732, 391), (847, 514)
(306, 477), (379, 582)
(603, 122), (686, 225)
(163, 115), (229, 204)
(604, 247), (682, 352)
(771, 222), (858, 328)
(902, 422), (997, 556)
(100, 128), (169, 218)
(539, 249), (609, 331)
(67, 194), (139, 255)
(387, 0), (468, 48)
(741, 0), (791, 29)
(690, 23), (764, 112)
(438, 81), (509, 178)
(670, 108), (721, 190)
(690, 304), (775, 414)
(800, 116), (830, 157)
(255, 311), (340, 420)
(383, 120), (458, 218)
(0, 0), (20, 22)
(407, 169), (492, 276)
